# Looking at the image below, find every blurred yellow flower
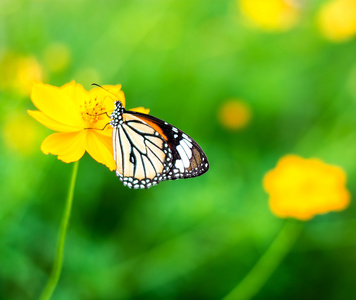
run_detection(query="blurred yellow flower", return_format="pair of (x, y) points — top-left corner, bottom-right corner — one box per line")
(2, 112), (43, 156)
(218, 99), (251, 130)
(17, 56), (43, 95)
(239, 0), (300, 31)
(317, 0), (356, 42)
(28, 81), (149, 170)
(0, 52), (43, 95)
(263, 155), (350, 220)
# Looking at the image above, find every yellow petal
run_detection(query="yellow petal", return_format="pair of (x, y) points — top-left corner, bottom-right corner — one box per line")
(61, 81), (92, 114)
(41, 131), (86, 163)
(86, 130), (116, 171)
(28, 110), (82, 132)
(129, 106), (150, 114)
(94, 124), (113, 138)
(90, 84), (126, 108)
(103, 84), (126, 108)
(31, 81), (85, 128)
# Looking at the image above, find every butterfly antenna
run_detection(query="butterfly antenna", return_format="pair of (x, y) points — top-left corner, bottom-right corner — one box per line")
(91, 83), (121, 100)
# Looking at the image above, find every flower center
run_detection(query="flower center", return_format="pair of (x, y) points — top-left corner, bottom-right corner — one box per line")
(80, 97), (108, 124)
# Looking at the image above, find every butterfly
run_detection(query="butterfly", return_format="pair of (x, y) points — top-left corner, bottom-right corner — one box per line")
(109, 100), (209, 189)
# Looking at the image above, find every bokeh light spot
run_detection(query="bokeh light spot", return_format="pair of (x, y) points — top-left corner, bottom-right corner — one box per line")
(0, 52), (43, 96)
(218, 99), (251, 130)
(239, 0), (300, 31)
(2, 112), (43, 156)
(317, 0), (356, 42)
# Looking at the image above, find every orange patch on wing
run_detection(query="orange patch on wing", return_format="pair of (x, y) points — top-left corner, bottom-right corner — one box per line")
(136, 116), (168, 141)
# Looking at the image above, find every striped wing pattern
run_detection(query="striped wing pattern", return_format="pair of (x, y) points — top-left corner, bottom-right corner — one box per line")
(110, 101), (209, 189)
(113, 114), (173, 189)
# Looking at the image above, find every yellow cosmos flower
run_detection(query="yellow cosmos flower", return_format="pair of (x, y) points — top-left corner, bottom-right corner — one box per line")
(28, 81), (149, 171)
(218, 99), (251, 130)
(263, 155), (350, 220)
(317, 0), (356, 42)
(239, 0), (300, 31)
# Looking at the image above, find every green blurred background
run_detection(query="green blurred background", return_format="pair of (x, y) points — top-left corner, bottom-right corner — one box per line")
(1, 0), (356, 299)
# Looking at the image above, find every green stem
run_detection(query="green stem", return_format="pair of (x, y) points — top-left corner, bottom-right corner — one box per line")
(39, 161), (79, 300)
(222, 219), (303, 300)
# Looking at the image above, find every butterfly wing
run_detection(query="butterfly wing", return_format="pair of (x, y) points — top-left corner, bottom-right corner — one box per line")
(129, 111), (209, 179)
(112, 111), (209, 189)
(112, 113), (173, 189)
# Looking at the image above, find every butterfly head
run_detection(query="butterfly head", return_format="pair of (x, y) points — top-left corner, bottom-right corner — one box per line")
(110, 101), (124, 127)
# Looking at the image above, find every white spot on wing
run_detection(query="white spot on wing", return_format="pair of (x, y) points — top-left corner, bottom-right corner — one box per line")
(182, 138), (192, 149)
(182, 133), (192, 142)
(180, 140), (192, 159)
(175, 159), (185, 172)
(177, 144), (190, 168)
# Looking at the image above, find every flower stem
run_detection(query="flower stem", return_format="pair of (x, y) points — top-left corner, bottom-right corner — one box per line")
(222, 219), (303, 300)
(39, 161), (79, 300)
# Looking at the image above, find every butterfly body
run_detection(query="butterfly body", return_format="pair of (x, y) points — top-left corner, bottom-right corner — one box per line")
(110, 101), (209, 189)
